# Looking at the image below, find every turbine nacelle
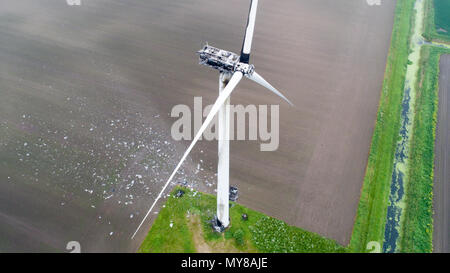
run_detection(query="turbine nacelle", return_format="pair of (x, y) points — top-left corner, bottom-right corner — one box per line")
(197, 44), (292, 106)
(197, 44), (255, 75)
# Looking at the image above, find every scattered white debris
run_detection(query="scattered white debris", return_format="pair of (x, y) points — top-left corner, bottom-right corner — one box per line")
(8, 98), (216, 229)
(104, 194), (113, 200)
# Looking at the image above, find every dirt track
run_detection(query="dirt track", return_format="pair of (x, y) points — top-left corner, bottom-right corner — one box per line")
(433, 54), (450, 253)
(0, 0), (396, 251)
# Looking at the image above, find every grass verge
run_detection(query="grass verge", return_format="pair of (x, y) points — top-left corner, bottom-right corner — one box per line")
(400, 46), (450, 252)
(138, 187), (346, 253)
(349, 0), (415, 252)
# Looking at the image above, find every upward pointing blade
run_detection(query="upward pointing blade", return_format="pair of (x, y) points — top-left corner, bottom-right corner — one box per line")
(246, 71), (293, 106)
(131, 72), (243, 239)
(240, 0), (259, 63)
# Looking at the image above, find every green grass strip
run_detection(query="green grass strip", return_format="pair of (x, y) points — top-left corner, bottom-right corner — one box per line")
(400, 46), (450, 252)
(349, 0), (415, 252)
(139, 187), (345, 253)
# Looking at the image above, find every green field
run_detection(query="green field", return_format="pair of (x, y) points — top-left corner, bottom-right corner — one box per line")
(400, 45), (450, 252)
(434, 0), (450, 38)
(139, 187), (345, 253)
(423, 0), (450, 42)
(349, 0), (415, 252)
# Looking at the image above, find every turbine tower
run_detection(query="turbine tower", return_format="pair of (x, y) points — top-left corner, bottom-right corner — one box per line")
(132, 0), (292, 239)
(198, 0), (292, 230)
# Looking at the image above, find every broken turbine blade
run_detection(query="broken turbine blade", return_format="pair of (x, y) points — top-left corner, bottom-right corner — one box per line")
(240, 0), (259, 63)
(131, 71), (244, 239)
(246, 71), (293, 106)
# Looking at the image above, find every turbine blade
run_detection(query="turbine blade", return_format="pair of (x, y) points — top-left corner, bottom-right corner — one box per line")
(131, 72), (243, 239)
(240, 0), (259, 63)
(246, 71), (293, 106)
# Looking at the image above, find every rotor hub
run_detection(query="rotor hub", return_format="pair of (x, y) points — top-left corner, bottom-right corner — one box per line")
(234, 62), (255, 75)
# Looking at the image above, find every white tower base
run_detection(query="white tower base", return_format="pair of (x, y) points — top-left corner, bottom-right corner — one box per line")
(217, 72), (231, 229)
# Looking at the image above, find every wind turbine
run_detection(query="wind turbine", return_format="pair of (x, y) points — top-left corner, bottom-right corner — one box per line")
(132, 0), (292, 239)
